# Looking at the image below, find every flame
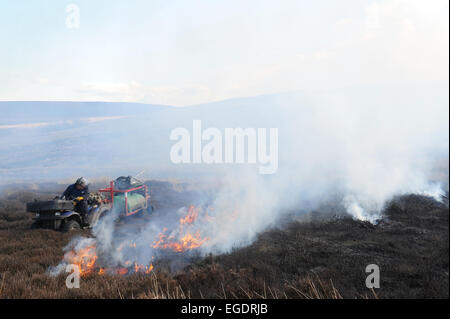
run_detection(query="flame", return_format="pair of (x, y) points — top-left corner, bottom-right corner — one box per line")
(116, 268), (128, 275)
(65, 245), (98, 276)
(152, 227), (168, 248)
(152, 229), (208, 252)
(60, 205), (213, 276)
(64, 245), (154, 276)
(150, 205), (212, 252)
(180, 205), (199, 224)
(134, 262), (154, 274)
(170, 231), (208, 252)
(146, 264), (154, 273)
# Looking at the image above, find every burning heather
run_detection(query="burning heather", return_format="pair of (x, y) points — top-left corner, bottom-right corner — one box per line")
(49, 205), (216, 276)
(152, 206), (209, 252)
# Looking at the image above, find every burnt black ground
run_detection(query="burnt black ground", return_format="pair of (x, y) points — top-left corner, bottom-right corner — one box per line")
(196, 194), (449, 298)
(0, 181), (448, 298)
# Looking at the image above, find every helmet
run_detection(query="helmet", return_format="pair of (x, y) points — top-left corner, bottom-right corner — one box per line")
(75, 177), (88, 186)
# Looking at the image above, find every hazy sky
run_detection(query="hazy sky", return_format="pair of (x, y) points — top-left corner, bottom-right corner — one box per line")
(0, 0), (448, 106)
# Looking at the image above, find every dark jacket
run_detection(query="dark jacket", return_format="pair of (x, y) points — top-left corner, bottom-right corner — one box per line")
(61, 184), (89, 200)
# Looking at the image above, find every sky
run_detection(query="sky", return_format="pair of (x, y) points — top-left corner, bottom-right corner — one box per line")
(0, 0), (448, 106)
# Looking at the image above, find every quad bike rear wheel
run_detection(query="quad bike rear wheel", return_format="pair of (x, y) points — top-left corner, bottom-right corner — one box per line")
(63, 220), (81, 232)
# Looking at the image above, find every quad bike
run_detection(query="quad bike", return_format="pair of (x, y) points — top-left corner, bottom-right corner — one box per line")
(27, 196), (110, 231)
(27, 176), (153, 231)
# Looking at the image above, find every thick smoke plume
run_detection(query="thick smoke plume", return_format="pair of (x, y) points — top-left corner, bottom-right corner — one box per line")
(50, 88), (449, 275)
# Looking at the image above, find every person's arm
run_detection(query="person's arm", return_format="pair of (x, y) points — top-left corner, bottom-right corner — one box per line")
(84, 185), (90, 198)
(61, 186), (70, 200)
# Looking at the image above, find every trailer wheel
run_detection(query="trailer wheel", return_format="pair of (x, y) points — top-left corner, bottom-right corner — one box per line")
(63, 220), (81, 232)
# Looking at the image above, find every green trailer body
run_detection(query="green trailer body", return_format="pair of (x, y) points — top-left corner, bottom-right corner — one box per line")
(113, 193), (146, 215)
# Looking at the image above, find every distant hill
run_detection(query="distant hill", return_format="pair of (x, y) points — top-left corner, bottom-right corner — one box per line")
(0, 94), (301, 183)
(0, 101), (172, 125)
(0, 87), (448, 184)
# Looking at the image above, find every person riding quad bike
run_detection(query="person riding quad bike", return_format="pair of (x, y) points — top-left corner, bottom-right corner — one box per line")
(27, 175), (152, 231)
(60, 177), (90, 225)
(28, 177), (108, 231)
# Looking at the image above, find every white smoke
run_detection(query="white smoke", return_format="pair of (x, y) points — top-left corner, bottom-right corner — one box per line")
(48, 86), (448, 275)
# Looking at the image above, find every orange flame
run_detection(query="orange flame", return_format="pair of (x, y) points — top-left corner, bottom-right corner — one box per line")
(65, 245), (98, 276)
(153, 230), (208, 252)
(180, 205), (200, 225)
(62, 205), (213, 275)
(170, 231), (208, 252)
(151, 205), (211, 252)
(116, 268), (128, 275)
(134, 262), (154, 274)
